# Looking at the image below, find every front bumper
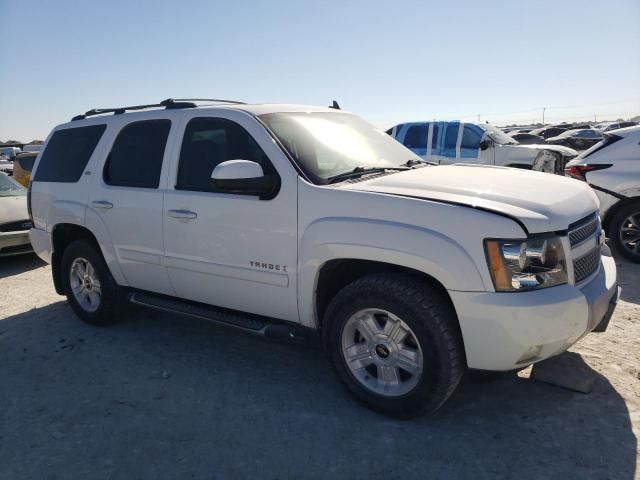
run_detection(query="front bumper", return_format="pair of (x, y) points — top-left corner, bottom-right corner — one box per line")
(450, 253), (618, 371)
(0, 230), (32, 256)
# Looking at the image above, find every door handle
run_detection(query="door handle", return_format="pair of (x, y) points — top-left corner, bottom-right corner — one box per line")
(168, 209), (198, 220)
(92, 200), (113, 210)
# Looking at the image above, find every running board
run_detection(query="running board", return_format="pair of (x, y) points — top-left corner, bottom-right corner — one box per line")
(128, 291), (312, 342)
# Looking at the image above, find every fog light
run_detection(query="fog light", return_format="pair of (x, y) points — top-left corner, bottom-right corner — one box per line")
(516, 345), (543, 364)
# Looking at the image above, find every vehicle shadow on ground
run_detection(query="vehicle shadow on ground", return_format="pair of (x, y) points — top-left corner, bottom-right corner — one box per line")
(0, 253), (46, 280)
(0, 303), (636, 480)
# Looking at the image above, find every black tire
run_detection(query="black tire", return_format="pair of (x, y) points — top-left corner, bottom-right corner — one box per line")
(608, 201), (640, 263)
(60, 239), (123, 325)
(323, 274), (465, 418)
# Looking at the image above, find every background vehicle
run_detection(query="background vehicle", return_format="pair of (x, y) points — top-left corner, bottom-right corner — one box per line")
(546, 128), (603, 150)
(0, 172), (33, 256)
(596, 121), (638, 132)
(509, 132), (545, 145)
(566, 125), (640, 262)
(29, 99), (618, 417)
(12, 152), (37, 187)
(389, 121), (577, 173)
(1, 146), (21, 159)
(529, 126), (568, 139)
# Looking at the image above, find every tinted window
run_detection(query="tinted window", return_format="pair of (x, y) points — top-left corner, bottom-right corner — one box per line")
(104, 120), (170, 188)
(177, 117), (272, 192)
(403, 125), (427, 149)
(461, 125), (481, 149)
(34, 125), (106, 182)
(16, 154), (37, 170)
(444, 124), (459, 149)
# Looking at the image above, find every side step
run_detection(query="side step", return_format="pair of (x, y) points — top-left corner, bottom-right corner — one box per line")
(129, 291), (312, 342)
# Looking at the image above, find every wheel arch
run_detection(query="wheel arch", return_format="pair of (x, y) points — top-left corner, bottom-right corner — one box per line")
(602, 195), (640, 233)
(50, 222), (126, 294)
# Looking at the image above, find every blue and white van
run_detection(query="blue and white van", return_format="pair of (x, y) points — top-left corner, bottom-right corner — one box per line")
(388, 121), (578, 173)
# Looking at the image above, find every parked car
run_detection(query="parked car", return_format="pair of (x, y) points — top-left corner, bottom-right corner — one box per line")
(596, 121), (638, 132)
(0, 172), (33, 256)
(29, 99), (619, 417)
(12, 152), (37, 187)
(565, 125), (640, 262)
(546, 129), (604, 150)
(529, 126), (567, 139)
(508, 132), (545, 145)
(528, 126), (568, 139)
(388, 121), (577, 173)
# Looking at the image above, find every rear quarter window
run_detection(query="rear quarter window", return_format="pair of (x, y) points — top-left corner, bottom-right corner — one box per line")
(34, 125), (106, 182)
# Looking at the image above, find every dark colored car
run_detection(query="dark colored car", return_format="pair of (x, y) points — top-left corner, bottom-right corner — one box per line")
(529, 126), (568, 139)
(545, 129), (603, 150)
(509, 132), (545, 145)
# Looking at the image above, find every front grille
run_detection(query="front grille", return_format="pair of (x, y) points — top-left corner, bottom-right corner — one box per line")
(573, 247), (600, 284)
(569, 217), (599, 247)
(0, 219), (33, 232)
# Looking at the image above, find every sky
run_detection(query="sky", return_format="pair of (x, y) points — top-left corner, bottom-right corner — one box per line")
(1, 0), (639, 141)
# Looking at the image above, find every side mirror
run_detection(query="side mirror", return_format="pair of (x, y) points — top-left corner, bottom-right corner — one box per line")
(479, 139), (492, 151)
(210, 160), (278, 200)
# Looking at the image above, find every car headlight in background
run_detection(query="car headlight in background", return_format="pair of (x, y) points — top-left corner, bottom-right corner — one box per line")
(485, 237), (568, 291)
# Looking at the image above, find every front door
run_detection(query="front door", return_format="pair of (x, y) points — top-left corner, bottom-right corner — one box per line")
(162, 111), (299, 323)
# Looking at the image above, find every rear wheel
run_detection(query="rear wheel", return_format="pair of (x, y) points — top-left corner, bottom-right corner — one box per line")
(609, 201), (640, 263)
(61, 239), (123, 325)
(324, 274), (465, 417)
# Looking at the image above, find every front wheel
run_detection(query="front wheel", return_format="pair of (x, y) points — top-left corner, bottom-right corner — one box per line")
(609, 201), (640, 263)
(324, 274), (465, 417)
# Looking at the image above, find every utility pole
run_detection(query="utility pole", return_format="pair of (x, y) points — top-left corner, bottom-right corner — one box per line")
(542, 107), (546, 124)
(477, 114), (481, 123)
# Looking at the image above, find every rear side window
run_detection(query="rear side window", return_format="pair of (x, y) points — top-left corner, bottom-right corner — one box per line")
(33, 125), (106, 182)
(103, 120), (171, 188)
(176, 117), (272, 192)
(430, 124), (439, 149)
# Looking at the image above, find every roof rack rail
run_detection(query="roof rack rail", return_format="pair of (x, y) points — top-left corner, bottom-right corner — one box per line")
(71, 97), (246, 121)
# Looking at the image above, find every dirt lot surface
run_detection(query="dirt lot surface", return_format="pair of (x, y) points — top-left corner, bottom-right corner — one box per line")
(0, 252), (638, 480)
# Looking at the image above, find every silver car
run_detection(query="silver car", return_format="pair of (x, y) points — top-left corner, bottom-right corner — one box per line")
(0, 173), (33, 256)
(565, 125), (640, 262)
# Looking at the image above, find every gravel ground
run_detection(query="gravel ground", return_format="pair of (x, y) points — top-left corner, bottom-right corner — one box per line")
(0, 252), (638, 480)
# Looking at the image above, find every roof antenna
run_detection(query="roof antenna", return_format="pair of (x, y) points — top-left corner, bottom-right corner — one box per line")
(330, 100), (341, 110)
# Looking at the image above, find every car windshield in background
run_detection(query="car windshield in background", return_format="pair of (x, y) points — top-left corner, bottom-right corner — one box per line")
(480, 125), (517, 145)
(260, 112), (419, 184)
(0, 173), (27, 196)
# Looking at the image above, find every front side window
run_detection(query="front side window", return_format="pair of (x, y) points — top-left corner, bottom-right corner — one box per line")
(259, 112), (419, 184)
(176, 117), (273, 192)
(34, 125), (106, 183)
(103, 120), (171, 188)
(461, 125), (482, 149)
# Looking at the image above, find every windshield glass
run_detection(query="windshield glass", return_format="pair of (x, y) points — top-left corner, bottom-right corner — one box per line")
(0, 173), (27, 196)
(479, 124), (517, 145)
(259, 112), (420, 184)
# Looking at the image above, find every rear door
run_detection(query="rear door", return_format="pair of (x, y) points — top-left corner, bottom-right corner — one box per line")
(88, 116), (175, 295)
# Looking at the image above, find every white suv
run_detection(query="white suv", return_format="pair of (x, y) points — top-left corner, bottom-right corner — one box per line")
(29, 99), (619, 417)
(565, 125), (640, 262)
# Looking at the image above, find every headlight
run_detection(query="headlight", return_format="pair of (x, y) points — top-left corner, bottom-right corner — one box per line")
(485, 237), (568, 292)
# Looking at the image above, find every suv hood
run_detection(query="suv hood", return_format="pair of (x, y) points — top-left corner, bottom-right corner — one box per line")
(340, 165), (598, 233)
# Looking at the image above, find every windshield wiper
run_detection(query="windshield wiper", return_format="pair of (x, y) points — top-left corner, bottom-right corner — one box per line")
(401, 158), (435, 167)
(327, 166), (407, 184)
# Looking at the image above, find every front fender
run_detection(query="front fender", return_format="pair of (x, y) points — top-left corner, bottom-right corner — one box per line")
(298, 217), (488, 328)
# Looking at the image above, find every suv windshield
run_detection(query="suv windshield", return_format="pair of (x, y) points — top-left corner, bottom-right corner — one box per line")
(0, 173), (27, 196)
(259, 112), (420, 184)
(479, 124), (518, 145)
